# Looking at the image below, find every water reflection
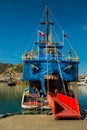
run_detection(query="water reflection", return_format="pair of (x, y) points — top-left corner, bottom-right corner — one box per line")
(77, 85), (87, 111)
(0, 83), (27, 114)
(0, 83), (87, 114)
(69, 84), (87, 111)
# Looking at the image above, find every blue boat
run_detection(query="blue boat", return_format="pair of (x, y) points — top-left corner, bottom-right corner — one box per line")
(21, 5), (80, 119)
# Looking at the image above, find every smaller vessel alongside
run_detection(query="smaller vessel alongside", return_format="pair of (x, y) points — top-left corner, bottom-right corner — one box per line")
(21, 81), (51, 113)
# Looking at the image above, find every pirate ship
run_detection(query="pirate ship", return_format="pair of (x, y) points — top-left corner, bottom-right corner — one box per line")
(21, 5), (80, 119)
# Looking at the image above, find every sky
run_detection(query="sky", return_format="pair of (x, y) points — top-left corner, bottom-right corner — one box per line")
(0, 0), (87, 74)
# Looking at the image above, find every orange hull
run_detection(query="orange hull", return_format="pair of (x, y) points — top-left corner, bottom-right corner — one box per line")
(47, 93), (80, 119)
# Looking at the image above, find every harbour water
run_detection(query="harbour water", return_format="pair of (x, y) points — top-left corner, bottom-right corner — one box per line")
(0, 83), (27, 114)
(0, 83), (87, 114)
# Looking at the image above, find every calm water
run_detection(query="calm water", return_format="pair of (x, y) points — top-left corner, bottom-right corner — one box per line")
(0, 83), (87, 114)
(0, 83), (27, 114)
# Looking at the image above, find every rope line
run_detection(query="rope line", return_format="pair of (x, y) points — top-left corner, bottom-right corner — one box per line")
(56, 59), (67, 95)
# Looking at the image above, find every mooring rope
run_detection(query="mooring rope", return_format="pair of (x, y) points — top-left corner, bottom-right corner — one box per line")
(0, 111), (21, 119)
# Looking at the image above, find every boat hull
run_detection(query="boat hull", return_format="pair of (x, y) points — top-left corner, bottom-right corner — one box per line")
(8, 82), (16, 86)
(21, 89), (51, 111)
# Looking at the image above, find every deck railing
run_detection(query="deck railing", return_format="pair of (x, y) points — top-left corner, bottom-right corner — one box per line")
(22, 52), (79, 62)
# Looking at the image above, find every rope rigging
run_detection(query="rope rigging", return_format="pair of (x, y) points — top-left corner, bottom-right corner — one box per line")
(56, 59), (67, 95)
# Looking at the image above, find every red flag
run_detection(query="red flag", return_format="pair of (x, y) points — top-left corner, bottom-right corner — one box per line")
(38, 30), (45, 36)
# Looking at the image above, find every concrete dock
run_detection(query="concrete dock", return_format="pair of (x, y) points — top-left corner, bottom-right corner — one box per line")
(0, 114), (87, 130)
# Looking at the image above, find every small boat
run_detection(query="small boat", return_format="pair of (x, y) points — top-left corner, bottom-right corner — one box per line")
(21, 82), (51, 112)
(8, 80), (16, 86)
(21, 5), (80, 119)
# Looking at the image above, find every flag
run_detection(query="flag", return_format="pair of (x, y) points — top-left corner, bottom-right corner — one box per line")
(38, 30), (45, 36)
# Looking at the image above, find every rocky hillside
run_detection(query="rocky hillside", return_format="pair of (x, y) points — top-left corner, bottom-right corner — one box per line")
(3, 64), (22, 74)
(0, 63), (22, 81)
(7, 63), (22, 73)
(0, 63), (22, 74)
(0, 63), (14, 74)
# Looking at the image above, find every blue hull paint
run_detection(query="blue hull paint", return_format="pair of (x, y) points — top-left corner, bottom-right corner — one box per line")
(22, 60), (78, 81)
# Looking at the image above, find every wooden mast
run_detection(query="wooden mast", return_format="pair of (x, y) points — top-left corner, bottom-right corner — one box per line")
(40, 5), (54, 44)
